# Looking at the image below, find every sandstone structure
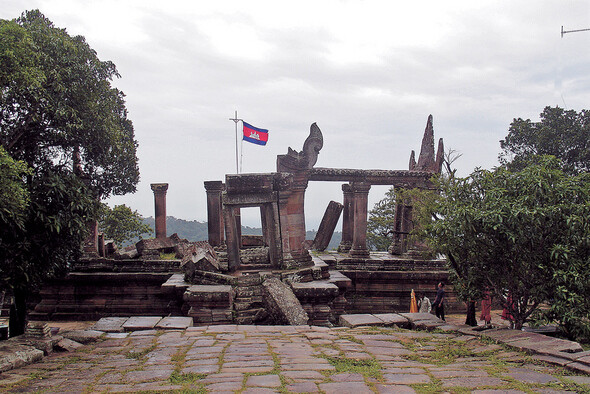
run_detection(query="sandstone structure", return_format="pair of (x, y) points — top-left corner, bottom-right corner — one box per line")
(31, 115), (460, 326)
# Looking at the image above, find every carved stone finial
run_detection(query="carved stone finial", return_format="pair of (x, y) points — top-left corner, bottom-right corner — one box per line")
(415, 115), (435, 171)
(409, 150), (416, 171)
(435, 138), (445, 173)
(277, 123), (324, 172)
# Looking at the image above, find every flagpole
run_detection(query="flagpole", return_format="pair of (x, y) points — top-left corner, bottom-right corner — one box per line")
(229, 110), (242, 174)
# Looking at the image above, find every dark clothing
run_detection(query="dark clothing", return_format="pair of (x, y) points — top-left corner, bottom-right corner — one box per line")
(432, 287), (445, 321)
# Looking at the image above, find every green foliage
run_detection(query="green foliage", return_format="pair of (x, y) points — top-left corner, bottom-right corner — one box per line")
(0, 146), (31, 230)
(500, 106), (590, 174)
(367, 188), (396, 250)
(424, 156), (590, 335)
(0, 10), (139, 198)
(98, 204), (152, 246)
(0, 168), (98, 292)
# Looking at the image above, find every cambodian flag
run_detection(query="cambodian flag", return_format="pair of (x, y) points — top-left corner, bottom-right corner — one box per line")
(242, 122), (269, 146)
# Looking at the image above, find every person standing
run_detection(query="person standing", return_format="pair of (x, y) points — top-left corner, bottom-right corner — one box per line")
(418, 293), (431, 314)
(432, 282), (445, 321)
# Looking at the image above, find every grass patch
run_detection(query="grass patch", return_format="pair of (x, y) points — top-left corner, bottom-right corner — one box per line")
(126, 342), (157, 360)
(159, 252), (177, 260)
(404, 339), (483, 366)
(169, 371), (206, 385)
(322, 355), (383, 380)
(337, 334), (364, 344)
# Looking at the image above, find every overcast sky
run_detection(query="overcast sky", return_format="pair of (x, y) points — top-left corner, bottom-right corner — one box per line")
(3, 1), (590, 229)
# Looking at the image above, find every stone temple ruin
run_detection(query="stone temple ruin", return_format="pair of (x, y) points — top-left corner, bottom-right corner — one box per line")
(31, 115), (460, 326)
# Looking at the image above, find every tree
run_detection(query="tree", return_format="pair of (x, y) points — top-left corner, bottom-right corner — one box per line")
(99, 204), (153, 247)
(0, 11), (140, 334)
(500, 106), (590, 174)
(0, 10), (139, 198)
(424, 157), (590, 333)
(367, 188), (397, 251)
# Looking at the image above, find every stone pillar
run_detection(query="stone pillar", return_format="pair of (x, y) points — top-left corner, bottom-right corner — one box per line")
(97, 233), (105, 257)
(204, 181), (225, 247)
(223, 205), (240, 272)
(262, 202), (282, 268)
(312, 201), (343, 251)
(337, 184), (354, 253)
(234, 207), (242, 249)
(151, 183), (168, 239)
(83, 220), (99, 256)
(349, 182), (371, 258)
(277, 172), (312, 268)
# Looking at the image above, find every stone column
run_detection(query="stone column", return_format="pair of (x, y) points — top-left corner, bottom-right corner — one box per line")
(312, 201), (343, 251)
(277, 172), (312, 268)
(223, 205), (240, 272)
(262, 202), (282, 268)
(83, 220), (99, 256)
(349, 182), (371, 258)
(337, 184), (354, 253)
(204, 181), (225, 247)
(151, 183), (168, 239)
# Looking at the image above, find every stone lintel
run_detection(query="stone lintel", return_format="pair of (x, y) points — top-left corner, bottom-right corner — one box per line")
(222, 191), (278, 206)
(310, 168), (434, 187)
(225, 173), (275, 194)
(204, 180), (224, 192)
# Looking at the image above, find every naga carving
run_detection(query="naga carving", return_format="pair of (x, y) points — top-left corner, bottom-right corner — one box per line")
(277, 123), (323, 172)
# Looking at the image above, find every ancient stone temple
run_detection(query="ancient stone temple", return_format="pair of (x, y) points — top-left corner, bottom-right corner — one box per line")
(31, 115), (460, 326)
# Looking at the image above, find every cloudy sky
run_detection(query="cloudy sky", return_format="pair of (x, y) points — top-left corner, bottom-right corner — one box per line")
(3, 1), (590, 229)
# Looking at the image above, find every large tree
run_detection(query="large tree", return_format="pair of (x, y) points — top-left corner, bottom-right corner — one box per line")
(424, 157), (590, 335)
(99, 204), (153, 247)
(1, 10), (139, 198)
(0, 10), (140, 334)
(499, 106), (590, 174)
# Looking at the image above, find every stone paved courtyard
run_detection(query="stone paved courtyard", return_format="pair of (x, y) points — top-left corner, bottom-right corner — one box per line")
(0, 324), (589, 393)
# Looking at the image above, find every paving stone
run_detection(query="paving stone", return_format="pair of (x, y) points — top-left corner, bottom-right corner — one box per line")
(155, 316), (193, 330)
(103, 332), (129, 339)
(504, 368), (558, 384)
(129, 329), (158, 336)
(374, 384), (417, 393)
(373, 313), (410, 328)
(246, 374), (282, 387)
(91, 317), (128, 332)
(199, 372), (244, 384)
(203, 380), (243, 391)
(286, 381), (319, 392)
(122, 316), (162, 331)
(125, 368), (173, 382)
(383, 373), (431, 384)
(182, 364), (220, 374)
(441, 376), (505, 388)
(566, 361), (590, 374)
(430, 369), (489, 378)
(472, 390), (526, 394)
(382, 367), (426, 374)
(241, 388), (280, 393)
(329, 372), (365, 382)
(563, 375), (590, 385)
(281, 370), (325, 382)
(319, 381), (375, 394)
(339, 314), (384, 327)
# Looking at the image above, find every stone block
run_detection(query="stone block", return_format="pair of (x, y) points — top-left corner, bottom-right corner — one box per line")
(91, 317), (128, 333)
(63, 330), (104, 344)
(122, 316), (162, 331)
(373, 313), (410, 328)
(262, 277), (309, 325)
(183, 285), (233, 305)
(55, 338), (83, 352)
(339, 314), (384, 328)
(156, 316), (193, 330)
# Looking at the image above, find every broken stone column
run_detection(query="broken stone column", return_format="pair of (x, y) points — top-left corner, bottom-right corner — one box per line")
(349, 182), (371, 258)
(151, 183), (168, 239)
(223, 206), (240, 272)
(204, 181), (225, 247)
(337, 184), (354, 253)
(312, 201), (343, 251)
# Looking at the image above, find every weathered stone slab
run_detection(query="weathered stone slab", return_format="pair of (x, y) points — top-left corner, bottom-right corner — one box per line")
(183, 285), (233, 303)
(319, 381), (374, 394)
(291, 281), (339, 298)
(55, 338), (83, 352)
(91, 317), (128, 333)
(155, 316), (193, 330)
(383, 373), (431, 384)
(503, 368), (558, 384)
(62, 329), (104, 344)
(339, 314), (383, 328)
(440, 376), (504, 388)
(373, 313), (410, 328)
(0, 343), (44, 373)
(262, 277), (308, 325)
(122, 316), (162, 331)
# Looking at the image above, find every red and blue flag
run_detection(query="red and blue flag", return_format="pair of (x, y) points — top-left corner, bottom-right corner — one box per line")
(243, 122), (269, 146)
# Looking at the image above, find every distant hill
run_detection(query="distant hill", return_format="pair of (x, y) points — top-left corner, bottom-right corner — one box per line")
(141, 216), (342, 250)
